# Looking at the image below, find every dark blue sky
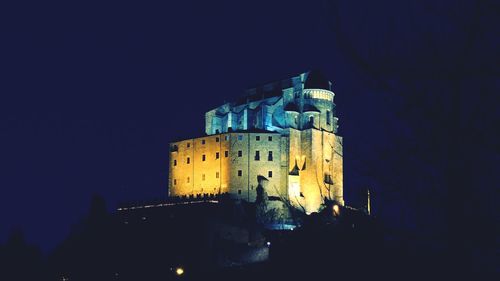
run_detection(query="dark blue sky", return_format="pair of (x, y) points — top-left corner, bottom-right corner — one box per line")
(1, 0), (498, 253)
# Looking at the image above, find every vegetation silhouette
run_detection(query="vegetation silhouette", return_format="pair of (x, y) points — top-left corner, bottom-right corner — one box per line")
(2, 193), (494, 280)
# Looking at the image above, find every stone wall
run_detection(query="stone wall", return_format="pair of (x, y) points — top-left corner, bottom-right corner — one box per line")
(169, 132), (282, 202)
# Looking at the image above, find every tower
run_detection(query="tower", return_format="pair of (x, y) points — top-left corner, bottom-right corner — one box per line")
(285, 71), (343, 213)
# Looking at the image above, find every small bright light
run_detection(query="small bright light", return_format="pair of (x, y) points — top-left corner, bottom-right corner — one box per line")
(332, 204), (340, 215)
(175, 267), (184, 276)
(266, 241), (271, 246)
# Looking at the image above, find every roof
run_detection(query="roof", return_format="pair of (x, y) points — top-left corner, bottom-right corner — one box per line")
(304, 70), (331, 90)
(289, 160), (300, 176)
(169, 129), (281, 143)
(209, 70), (333, 112)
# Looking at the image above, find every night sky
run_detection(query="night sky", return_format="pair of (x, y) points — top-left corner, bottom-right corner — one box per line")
(1, 0), (498, 254)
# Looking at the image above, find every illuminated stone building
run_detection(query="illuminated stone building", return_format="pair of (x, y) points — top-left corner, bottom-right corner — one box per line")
(168, 71), (343, 213)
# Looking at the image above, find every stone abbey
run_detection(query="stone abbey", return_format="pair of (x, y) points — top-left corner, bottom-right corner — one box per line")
(168, 71), (343, 214)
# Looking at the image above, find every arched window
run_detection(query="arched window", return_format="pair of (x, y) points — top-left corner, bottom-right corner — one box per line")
(309, 116), (314, 124)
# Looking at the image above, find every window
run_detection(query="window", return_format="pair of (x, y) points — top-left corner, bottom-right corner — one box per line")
(238, 170), (242, 176)
(216, 172), (219, 179)
(268, 136), (272, 141)
(324, 174), (333, 184)
(326, 110), (331, 125)
(238, 135), (243, 140)
(238, 189), (242, 195)
(215, 129), (220, 134)
(255, 150), (260, 161)
(201, 139), (206, 145)
(225, 135), (229, 141)
(238, 150), (242, 157)
(173, 179), (177, 185)
(202, 174), (205, 181)
(216, 137), (220, 142)
(309, 116), (314, 124)
(187, 143), (190, 148)
(268, 151), (273, 161)
(216, 152), (220, 159)
(224, 151), (229, 157)
(187, 177), (190, 183)
(268, 171), (273, 178)
(173, 159), (177, 166)
(202, 154), (206, 161)
(187, 157), (190, 164)
(256, 136), (260, 141)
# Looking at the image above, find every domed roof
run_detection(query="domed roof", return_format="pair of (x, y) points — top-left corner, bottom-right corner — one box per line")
(304, 70), (331, 90)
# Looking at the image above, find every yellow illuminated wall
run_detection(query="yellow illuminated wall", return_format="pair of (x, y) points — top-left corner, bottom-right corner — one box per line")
(286, 128), (343, 213)
(169, 128), (343, 214)
(169, 133), (282, 201)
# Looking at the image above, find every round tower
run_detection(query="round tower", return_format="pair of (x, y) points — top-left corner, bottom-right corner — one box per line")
(299, 70), (337, 132)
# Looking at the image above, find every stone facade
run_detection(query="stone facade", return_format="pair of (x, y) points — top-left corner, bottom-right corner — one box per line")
(169, 71), (343, 213)
(168, 132), (283, 202)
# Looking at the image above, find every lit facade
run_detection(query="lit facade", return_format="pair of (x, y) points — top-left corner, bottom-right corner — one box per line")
(169, 71), (343, 213)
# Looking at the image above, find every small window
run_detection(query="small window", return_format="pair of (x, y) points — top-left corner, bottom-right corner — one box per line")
(224, 151), (229, 157)
(324, 174), (333, 184)
(173, 159), (177, 166)
(326, 110), (331, 125)
(187, 177), (190, 183)
(268, 171), (273, 178)
(187, 157), (190, 164)
(224, 135), (229, 141)
(216, 172), (219, 178)
(201, 139), (206, 145)
(268, 136), (272, 141)
(173, 179), (177, 185)
(215, 129), (220, 134)
(202, 174), (205, 181)
(187, 143), (191, 148)
(202, 154), (206, 161)
(216, 152), (220, 159)
(256, 136), (260, 141)
(309, 116), (314, 124)
(238, 189), (242, 195)
(238, 150), (242, 157)
(216, 137), (220, 142)
(238, 170), (242, 176)
(238, 135), (243, 141)
(268, 151), (273, 161)
(255, 150), (260, 161)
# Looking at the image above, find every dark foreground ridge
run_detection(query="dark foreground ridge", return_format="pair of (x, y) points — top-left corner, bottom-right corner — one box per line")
(0, 195), (495, 280)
